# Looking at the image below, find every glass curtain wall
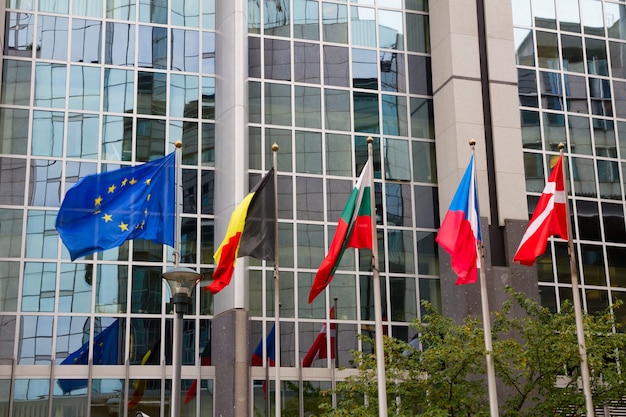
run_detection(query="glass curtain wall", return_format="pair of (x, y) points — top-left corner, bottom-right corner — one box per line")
(512, 0), (626, 327)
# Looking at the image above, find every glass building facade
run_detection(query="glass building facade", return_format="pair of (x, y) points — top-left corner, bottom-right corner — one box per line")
(0, 0), (624, 416)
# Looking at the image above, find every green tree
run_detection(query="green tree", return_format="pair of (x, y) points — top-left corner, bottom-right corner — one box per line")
(318, 289), (626, 417)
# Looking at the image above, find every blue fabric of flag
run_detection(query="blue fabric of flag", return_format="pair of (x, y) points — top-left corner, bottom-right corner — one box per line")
(56, 153), (176, 260)
(251, 324), (276, 366)
(57, 319), (120, 394)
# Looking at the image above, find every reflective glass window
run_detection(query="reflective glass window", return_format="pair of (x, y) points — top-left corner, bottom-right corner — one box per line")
(386, 183), (412, 227)
(181, 217), (198, 263)
(353, 92), (379, 134)
(572, 158), (598, 198)
(389, 277), (417, 322)
(414, 185), (438, 228)
(539, 71), (563, 110)
(200, 169), (214, 214)
(297, 223), (325, 270)
(580, 0), (604, 36)
(597, 159), (620, 199)
(594, 119), (616, 157)
(37, 15), (68, 60)
(1, 60), (32, 105)
(296, 132), (322, 174)
(0, 209), (23, 258)
(586, 38), (608, 76)
(172, 0), (200, 27)
(139, 0), (167, 23)
(265, 0), (290, 37)
(581, 245), (606, 285)
(379, 9), (403, 50)
(566, 74), (588, 113)
(606, 3), (626, 40)
(172, 29), (200, 72)
(102, 116), (133, 161)
(135, 118), (166, 162)
(296, 177), (324, 221)
(96, 264), (128, 313)
(67, 113), (99, 159)
(603, 203), (626, 242)
(202, 31), (216, 74)
(609, 41), (626, 80)
(326, 178), (353, 222)
(589, 78), (612, 116)
(137, 71), (167, 116)
(557, 0), (581, 32)
(410, 97), (434, 139)
(0, 261), (19, 311)
(248, 0), (261, 33)
(265, 38), (291, 81)
(607, 246), (626, 287)
(0, 158), (27, 205)
(249, 126), (261, 170)
(265, 129), (293, 172)
(416, 231), (438, 275)
(419, 278), (441, 313)
(138, 25), (167, 69)
(294, 42), (320, 84)
(324, 45), (349, 87)
(69, 65), (101, 111)
(39, 0), (68, 13)
(294, 0), (319, 40)
(105, 22), (135, 66)
(381, 51), (405, 93)
(172, 121), (199, 164)
(351, 6), (376, 48)
(514, 29), (535, 66)
(326, 133), (352, 177)
(561, 35), (584, 73)
(408, 55), (432, 95)
(536, 31), (560, 69)
(25, 210), (59, 258)
(129, 318), (161, 364)
(512, 0), (532, 27)
(328, 274), (358, 320)
(71, 19), (102, 63)
(295, 86), (321, 128)
(533, 0), (556, 29)
(104, 68), (134, 114)
(202, 0), (215, 29)
(170, 74), (199, 118)
(406, 0), (427, 12)
(569, 115), (592, 155)
(614, 80), (626, 118)
(64, 161), (96, 191)
(73, 0), (103, 17)
(543, 113), (566, 149)
(22, 262), (56, 312)
(406, 13), (429, 53)
(322, 2), (348, 44)
(131, 267), (162, 314)
(382, 95), (408, 136)
(412, 141), (436, 183)
(18, 317), (53, 363)
(0, 108), (29, 155)
(35, 63), (66, 108)
(521, 110), (541, 149)
(265, 83), (292, 126)
(201, 123), (215, 167)
(4, 12), (35, 57)
(202, 77), (216, 119)
(518, 69), (538, 107)
(384, 138), (410, 181)
(352, 48), (378, 90)
(107, 0), (136, 19)
(249, 36), (261, 78)
(25, 167), (55, 215)
(32, 111), (64, 157)
(249, 81), (261, 123)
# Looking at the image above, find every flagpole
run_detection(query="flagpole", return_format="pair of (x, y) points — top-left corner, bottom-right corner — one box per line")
(559, 142), (595, 417)
(469, 140), (499, 417)
(331, 297), (338, 409)
(367, 137), (388, 416)
(272, 143), (281, 417)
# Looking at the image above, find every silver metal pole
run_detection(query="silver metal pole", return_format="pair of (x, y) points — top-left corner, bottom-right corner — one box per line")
(559, 143), (595, 417)
(470, 140), (499, 417)
(171, 309), (183, 417)
(368, 137), (388, 417)
(272, 144), (281, 417)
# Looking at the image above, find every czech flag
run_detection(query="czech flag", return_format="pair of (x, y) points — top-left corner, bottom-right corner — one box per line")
(436, 154), (481, 285)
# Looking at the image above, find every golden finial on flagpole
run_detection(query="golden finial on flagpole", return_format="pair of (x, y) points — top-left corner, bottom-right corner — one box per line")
(272, 143), (279, 152)
(175, 140), (182, 149)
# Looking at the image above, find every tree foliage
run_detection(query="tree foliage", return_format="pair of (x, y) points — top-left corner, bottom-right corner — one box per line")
(318, 287), (626, 417)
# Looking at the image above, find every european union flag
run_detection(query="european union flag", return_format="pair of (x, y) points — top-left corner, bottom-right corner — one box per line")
(56, 153), (176, 260)
(58, 319), (120, 394)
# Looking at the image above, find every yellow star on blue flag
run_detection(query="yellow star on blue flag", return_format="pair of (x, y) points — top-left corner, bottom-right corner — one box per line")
(55, 153), (176, 260)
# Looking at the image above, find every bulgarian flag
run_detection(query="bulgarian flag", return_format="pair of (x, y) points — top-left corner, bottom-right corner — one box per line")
(206, 168), (275, 294)
(308, 160), (373, 304)
(513, 154), (568, 265)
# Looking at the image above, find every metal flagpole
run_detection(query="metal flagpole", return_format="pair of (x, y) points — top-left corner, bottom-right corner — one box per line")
(559, 142), (595, 417)
(272, 144), (281, 417)
(331, 297), (338, 409)
(367, 137), (388, 416)
(171, 141), (183, 417)
(470, 140), (499, 417)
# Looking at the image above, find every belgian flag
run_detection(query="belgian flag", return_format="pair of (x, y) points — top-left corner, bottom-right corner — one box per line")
(128, 338), (160, 410)
(205, 168), (276, 294)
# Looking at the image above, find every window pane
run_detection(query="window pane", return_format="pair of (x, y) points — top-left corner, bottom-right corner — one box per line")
(326, 133), (352, 176)
(136, 118), (166, 161)
(35, 63), (67, 108)
(171, 29), (199, 72)
(172, 0), (199, 27)
(410, 97), (434, 139)
(105, 22), (135, 66)
(533, 0), (556, 29)
(384, 138), (410, 180)
(297, 223), (325, 269)
(323, 45), (349, 87)
(536, 31), (560, 69)
(32, 111), (64, 157)
(576, 200), (601, 240)
(4, 12), (35, 57)
(296, 131), (322, 174)
(580, 0), (604, 36)
(415, 185), (439, 228)
(25, 210), (59, 258)
(406, 13), (429, 53)
(138, 25), (167, 69)
(18, 317), (53, 364)
(557, 0), (581, 32)
(265, 0), (290, 37)
(353, 92), (379, 134)
(137, 71), (167, 116)
(386, 183), (412, 227)
(294, 42), (320, 84)
(1, 60), (32, 105)
(139, 0), (167, 23)
(295, 86), (321, 128)
(412, 141), (436, 183)
(390, 277), (417, 322)
(566, 74), (587, 113)
(0, 158), (27, 205)
(417, 231), (438, 275)
(102, 116), (132, 161)
(602, 203), (626, 243)
(296, 177), (324, 221)
(107, 0), (136, 21)
(202, 31), (216, 74)
(294, 0), (319, 40)
(37, 15), (68, 60)
(71, 19), (102, 63)
(382, 95), (408, 136)
(0, 108), (29, 155)
(69, 65), (101, 111)
(351, 6), (376, 48)
(514, 28), (535, 66)
(67, 113), (99, 159)
(265, 83), (292, 126)
(379, 9), (403, 50)
(325, 89), (351, 131)
(586, 38), (608, 76)
(96, 264), (128, 313)
(352, 48), (378, 90)
(265, 38), (291, 81)
(322, 3), (348, 44)
(0, 261), (19, 311)
(170, 74), (199, 118)
(521, 110), (541, 148)
(381, 51), (405, 93)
